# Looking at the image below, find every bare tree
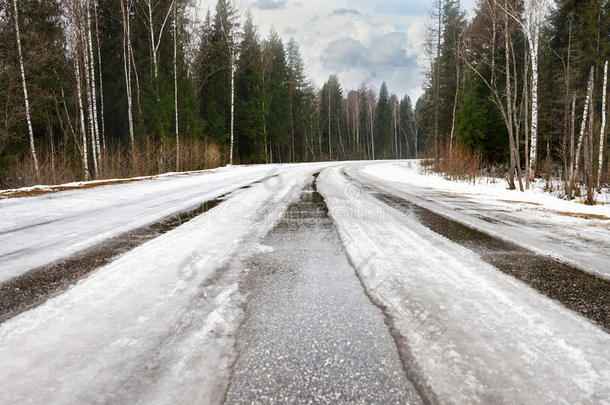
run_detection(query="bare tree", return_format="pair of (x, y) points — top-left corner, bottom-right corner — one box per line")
(139, 0), (176, 79)
(506, 0), (548, 181)
(121, 0), (135, 154)
(12, 0), (39, 175)
(598, 60), (608, 189)
(434, 0), (442, 168)
(461, 0), (523, 190)
(571, 67), (595, 188)
(174, 0), (179, 171)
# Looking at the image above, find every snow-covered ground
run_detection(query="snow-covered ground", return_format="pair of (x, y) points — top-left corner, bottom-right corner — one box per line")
(0, 164), (324, 404)
(319, 165), (610, 404)
(351, 161), (610, 280)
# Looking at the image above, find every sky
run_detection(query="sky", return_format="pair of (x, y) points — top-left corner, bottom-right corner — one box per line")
(195, 0), (476, 102)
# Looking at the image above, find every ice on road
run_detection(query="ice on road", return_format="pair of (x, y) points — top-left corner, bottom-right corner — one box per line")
(318, 165), (610, 404)
(0, 165), (323, 405)
(1, 161), (608, 404)
(0, 165), (276, 282)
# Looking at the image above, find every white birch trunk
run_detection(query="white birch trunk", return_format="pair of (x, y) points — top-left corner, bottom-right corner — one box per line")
(86, 0), (101, 163)
(449, 50), (460, 156)
(528, 26), (540, 181)
(74, 51), (89, 180)
(174, 2), (179, 171)
(147, 0), (158, 78)
(572, 67), (595, 185)
(81, 10), (98, 177)
(121, 0), (135, 153)
(598, 60), (608, 188)
(229, 47), (235, 165)
(13, 0), (39, 175)
(94, 0), (106, 152)
(145, 0), (175, 79)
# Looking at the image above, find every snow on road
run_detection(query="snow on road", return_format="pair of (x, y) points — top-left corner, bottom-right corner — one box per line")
(353, 161), (610, 280)
(319, 165), (610, 404)
(0, 164), (324, 405)
(0, 165), (278, 282)
(1, 161), (608, 404)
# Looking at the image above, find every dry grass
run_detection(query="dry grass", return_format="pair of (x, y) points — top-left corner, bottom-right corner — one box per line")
(499, 200), (542, 206)
(420, 142), (482, 183)
(553, 211), (610, 221)
(1, 137), (225, 191)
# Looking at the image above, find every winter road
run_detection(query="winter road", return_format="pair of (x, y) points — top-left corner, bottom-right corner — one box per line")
(0, 161), (608, 404)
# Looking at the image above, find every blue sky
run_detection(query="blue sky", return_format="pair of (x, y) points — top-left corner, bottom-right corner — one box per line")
(196, 0), (476, 101)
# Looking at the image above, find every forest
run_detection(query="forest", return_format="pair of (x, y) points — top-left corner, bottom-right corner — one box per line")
(418, 0), (609, 202)
(0, 0), (608, 203)
(0, 0), (417, 189)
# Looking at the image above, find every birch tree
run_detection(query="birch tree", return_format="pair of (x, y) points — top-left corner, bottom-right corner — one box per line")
(598, 60), (608, 189)
(571, 67), (594, 187)
(507, 0), (548, 181)
(12, 0), (39, 175)
(174, 0), (179, 171)
(139, 0), (176, 79)
(121, 0), (135, 154)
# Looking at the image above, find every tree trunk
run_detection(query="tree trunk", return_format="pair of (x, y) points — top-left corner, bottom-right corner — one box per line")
(82, 9), (98, 178)
(449, 42), (460, 157)
(74, 50), (89, 180)
(569, 94), (576, 187)
(571, 67), (595, 187)
(504, 0), (523, 191)
(229, 46), (235, 165)
(94, 0), (106, 152)
(584, 93), (595, 204)
(597, 60), (608, 188)
(174, 2), (180, 171)
(86, 0), (101, 166)
(13, 0), (39, 175)
(121, 0), (135, 155)
(434, 0), (441, 169)
(528, 24), (540, 181)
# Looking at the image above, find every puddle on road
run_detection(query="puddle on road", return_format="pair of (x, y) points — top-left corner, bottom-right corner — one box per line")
(226, 175), (422, 404)
(354, 178), (610, 330)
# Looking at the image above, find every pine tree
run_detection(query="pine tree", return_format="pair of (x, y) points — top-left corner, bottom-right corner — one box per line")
(375, 82), (392, 159)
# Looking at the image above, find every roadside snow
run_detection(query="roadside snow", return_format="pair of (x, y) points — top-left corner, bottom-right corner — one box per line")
(318, 165), (610, 404)
(353, 161), (610, 280)
(0, 164), (319, 405)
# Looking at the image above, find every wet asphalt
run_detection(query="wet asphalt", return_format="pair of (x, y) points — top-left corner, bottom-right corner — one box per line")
(225, 178), (422, 404)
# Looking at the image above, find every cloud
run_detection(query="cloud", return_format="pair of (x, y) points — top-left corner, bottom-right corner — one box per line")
(251, 0), (287, 10)
(328, 8), (361, 17)
(321, 32), (420, 95)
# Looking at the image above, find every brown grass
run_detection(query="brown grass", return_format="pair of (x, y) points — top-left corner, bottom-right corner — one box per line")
(499, 200), (542, 206)
(1, 137), (226, 193)
(553, 211), (610, 221)
(421, 142), (482, 183)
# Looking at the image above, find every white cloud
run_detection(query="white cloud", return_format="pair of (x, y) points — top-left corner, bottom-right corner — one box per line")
(195, 0), (478, 101)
